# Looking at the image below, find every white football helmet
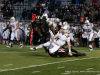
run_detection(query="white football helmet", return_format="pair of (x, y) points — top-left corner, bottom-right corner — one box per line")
(61, 25), (69, 33)
(10, 17), (15, 23)
(63, 22), (68, 25)
(85, 20), (90, 25)
(42, 13), (48, 20)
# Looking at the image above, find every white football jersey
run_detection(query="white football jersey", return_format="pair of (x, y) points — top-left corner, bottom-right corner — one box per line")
(56, 30), (70, 46)
(10, 21), (18, 31)
(83, 23), (93, 34)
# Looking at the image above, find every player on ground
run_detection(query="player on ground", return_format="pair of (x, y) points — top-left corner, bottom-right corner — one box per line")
(30, 25), (72, 56)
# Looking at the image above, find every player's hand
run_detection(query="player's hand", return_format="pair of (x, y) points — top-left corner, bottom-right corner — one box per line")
(13, 30), (16, 32)
(68, 52), (73, 56)
(54, 42), (57, 45)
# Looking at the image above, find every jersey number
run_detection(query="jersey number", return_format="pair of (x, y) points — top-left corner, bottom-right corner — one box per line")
(85, 29), (91, 32)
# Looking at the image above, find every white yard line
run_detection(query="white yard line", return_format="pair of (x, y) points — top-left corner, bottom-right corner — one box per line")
(58, 66), (65, 69)
(0, 51), (43, 53)
(31, 71), (41, 73)
(0, 56), (100, 72)
(4, 64), (13, 66)
(86, 68), (94, 70)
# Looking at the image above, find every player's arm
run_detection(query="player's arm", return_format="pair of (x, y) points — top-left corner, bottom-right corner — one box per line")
(38, 28), (42, 37)
(13, 23), (19, 32)
(3, 25), (9, 32)
(67, 38), (72, 56)
(55, 26), (59, 33)
(48, 25), (55, 35)
(93, 26), (98, 32)
(53, 34), (58, 45)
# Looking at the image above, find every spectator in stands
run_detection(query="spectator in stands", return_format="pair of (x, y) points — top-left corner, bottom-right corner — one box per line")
(81, 9), (86, 17)
(72, 5), (77, 10)
(48, 11), (53, 18)
(3, 6), (9, 17)
(55, 9), (59, 17)
(51, 12), (56, 18)
(44, 8), (49, 15)
(8, 7), (13, 17)
(95, 10), (99, 22)
(41, 0), (46, 8)
(62, 13), (67, 21)
(33, 7), (38, 16)
(58, 11), (63, 19)
(76, 12), (81, 21)
(38, 8), (43, 16)
(20, 9), (27, 20)
(35, 2), (41, 10)
(7, 1), (12, 9)
(66, 10), (71, 19)
(0, 1), (4, 10)
(68, 14), (74, 21)
(63, 6), (67, 13)
(24, 0), (28, 4)
(28, 10), (32, 20)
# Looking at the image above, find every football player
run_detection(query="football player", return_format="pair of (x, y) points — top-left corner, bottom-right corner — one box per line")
(82, 20), (99, 51)
(6, 17), (24, 48)
(30, 25), (72, 56)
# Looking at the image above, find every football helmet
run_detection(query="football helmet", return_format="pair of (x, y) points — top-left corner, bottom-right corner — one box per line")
(61, 25), (69, 33)
(10, 17), (15, 23)
(85, 20), (90, 25)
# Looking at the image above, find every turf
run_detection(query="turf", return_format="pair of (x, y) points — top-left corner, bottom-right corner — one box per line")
(0, 44), (100, 75)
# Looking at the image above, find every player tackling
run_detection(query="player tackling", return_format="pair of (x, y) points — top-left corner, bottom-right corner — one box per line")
(30, 25), (72, 56)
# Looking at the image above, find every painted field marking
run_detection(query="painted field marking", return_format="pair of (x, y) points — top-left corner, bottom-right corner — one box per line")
(4, 64), (13, 66)
(31, 71), (41, 73)
(61, 72), (71, 74)
(0, 51), (43, 53)
(86, 68), (94, 70)
(0, 56), (100, 72)
(58, 66), (65, 69)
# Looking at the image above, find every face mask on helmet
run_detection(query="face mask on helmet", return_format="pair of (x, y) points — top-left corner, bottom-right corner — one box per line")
(42, 13), (48, 20)
(10, 17), (15, 23)
(61, 25), (69, 33)
(85, 20), (90, 26)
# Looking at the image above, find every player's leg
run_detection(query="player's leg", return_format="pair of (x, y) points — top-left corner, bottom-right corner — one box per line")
(88, 33), (94, 51)
(44, 33), (50, 53)
(49, 44), (60, 54)
(16, 30), (24, 48)
(30, 41), (52, 50)
(6, 32), (14, 47)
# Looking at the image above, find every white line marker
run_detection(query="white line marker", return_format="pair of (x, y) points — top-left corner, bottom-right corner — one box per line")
(58, 66), (65, 69)
(0, 56), (100, 72)
(4, 64), (13, 66)
(86, 68), (94, 70)
(61, 72), (70, 74)
(31, 71), (41, 73)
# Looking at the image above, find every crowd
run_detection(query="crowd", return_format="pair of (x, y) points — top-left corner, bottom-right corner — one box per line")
(1, 0), (100, 22)
(0, 0), (100, 48)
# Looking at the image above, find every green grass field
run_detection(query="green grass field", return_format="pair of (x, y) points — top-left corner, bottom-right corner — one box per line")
(0, 44), (100, 75)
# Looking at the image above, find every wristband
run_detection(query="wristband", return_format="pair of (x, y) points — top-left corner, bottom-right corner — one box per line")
(53, 40), (56, 42)
(69, 49), (71, 52)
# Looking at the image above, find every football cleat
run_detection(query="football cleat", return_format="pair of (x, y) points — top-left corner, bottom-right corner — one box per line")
(20, 44), (24, 48)
(89, 45), (93, 51)
(30, 47), (36, 50)
(6, 45), (12, 48)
